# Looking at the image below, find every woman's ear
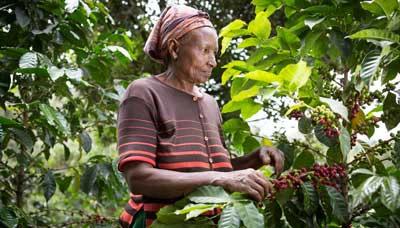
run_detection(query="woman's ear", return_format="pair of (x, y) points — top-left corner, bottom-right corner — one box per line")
(167, 39), (179, 60)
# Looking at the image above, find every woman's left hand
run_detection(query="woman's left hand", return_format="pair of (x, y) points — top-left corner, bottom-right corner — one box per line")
(258, 146), (284, 176)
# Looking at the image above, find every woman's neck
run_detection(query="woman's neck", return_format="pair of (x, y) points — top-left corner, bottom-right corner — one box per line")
(157, 69), (202, 97)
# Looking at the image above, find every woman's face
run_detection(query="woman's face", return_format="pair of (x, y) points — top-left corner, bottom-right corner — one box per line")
(173, 27), (218, 84)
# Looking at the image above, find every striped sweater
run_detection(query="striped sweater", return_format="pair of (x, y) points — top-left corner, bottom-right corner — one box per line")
(117, 76), (233, 227)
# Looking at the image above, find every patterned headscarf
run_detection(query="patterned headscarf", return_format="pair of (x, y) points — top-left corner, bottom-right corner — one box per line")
(143, 5), (214, 64)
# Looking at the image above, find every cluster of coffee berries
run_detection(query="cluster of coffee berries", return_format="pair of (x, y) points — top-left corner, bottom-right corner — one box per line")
(289, 110), (304, 120)
(311, 105), (340, 138)
(270, 163), (345, 195)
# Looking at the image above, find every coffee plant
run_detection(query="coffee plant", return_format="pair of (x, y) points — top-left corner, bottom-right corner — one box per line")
(151, 0), (400, 227)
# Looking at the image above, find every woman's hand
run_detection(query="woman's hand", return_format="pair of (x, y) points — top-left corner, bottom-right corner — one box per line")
(258, 146), (285, 176)
(211, 168), (272, 202)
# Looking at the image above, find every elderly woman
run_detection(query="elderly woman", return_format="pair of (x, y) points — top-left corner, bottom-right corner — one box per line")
(117, 5), (284, 227)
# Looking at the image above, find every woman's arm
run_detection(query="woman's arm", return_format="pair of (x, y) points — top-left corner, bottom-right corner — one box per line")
(122, 162), (271, 202)
(231, 146), (285, 175)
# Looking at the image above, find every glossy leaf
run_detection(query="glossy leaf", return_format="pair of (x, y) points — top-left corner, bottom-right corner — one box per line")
(234, 202), (264, 228)
(326, 186), (349, 223)
(232, 85), (260, 101)
(278, 61), (311, 93)
(292, 150), (314, 169)
(218, 205), (240, 228)
(243, 70), (279, 83)
(348, 29), (400, 43)
(302, 182), (318, 215)
(80, 131), (92, 153)
(339, 125), (350, 162)
(43, 170), (56, 202)
(360, 49), (383, 86)
(175, 203), (220, 220)
(19, 52), (38, 69)
(222, 118), (250, 133)
(352, 176), (383, 207)
(220, 19), (246, 38)
(320, 97), (349, 122)
(380, 176), (400, 212)
(383, 92), (400, 130)
(39, 104), (70, 134)
(188, 186), (231, 204)
(248, 11), (271, 40)
(80, 165), (98, 194)
(298, 117), (313, 134)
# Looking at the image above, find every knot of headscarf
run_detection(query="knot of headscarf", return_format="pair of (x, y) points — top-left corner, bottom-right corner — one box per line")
(143, 5), (214, 64)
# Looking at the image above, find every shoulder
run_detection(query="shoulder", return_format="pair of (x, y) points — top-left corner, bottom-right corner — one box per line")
(121, 77), (159, 103)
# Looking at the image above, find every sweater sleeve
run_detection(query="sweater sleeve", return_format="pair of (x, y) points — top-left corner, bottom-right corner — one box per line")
(117, 96), (157, 171)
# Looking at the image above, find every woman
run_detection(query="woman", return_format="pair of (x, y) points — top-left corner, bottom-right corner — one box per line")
(117, 5), (284, 227)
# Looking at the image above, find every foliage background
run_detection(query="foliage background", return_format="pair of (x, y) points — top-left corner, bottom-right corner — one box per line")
(1, 0), (400, 227)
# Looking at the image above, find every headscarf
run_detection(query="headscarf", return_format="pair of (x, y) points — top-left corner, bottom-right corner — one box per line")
(143, 5), (214, 64)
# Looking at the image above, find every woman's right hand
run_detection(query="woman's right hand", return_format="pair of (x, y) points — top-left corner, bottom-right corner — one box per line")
(210, 168), (272, 202)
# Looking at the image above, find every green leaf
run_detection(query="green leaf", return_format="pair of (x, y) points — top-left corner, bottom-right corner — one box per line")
(65, 0), (79, 13)
(285, 102), (308, 116)
(360, 49), (383, 86)
(302, 182), (318, 215)
(15, 7), (30, 28)
(80, 165), (98, 194)
(65, 68), (83, 80)
(48, 66), (65, 81)
(243, 136), (260, 154)
(383, 92), (400, 130)
(19, 52), (38, 68)
(156, 205), (186, 224)
(279, 61), (311, 93)
(329, 31), (352, 60)
(218, 205), (240, 228)
(150, 220), (214, 228)
(188, 186), (231, 204)
(339, 125), (350, 162)
(320, 97), (349, 122)
(103, 45), (132, 61)
(304, 17), (325, 30)
(222, 118), (250, 133)
(352, 176), (383, 207)
(232, 85), (260, 101)
(381, 59), (400, 85)
(243, 70), (279, 83)
(348, 29), (400, 43)
(0, 207), (18, 228)
(56, 175), (73, 193)
(175, 203), (220, 220)
(238, 37), (259, 49)
(361, 0), (398, 18)
(221, 68), (241, 85)
(326, 186), (348, 223)
(80, 131), (92, 153)
(43, 170), (56, 202)
(292, 150), (314, 169)
(234, 202), (264, 228)
(275, 188), (294, 207)
(221, 37), (232, 55)
(380, 176), (400, 212)
(248, 11), (271, 40)
(9, 128), (34, 151)
(314, 124), (338, 148)
(220, 19), (246, 38)
(240, 100), (262, 120)
(0, 117), (22, 129)
(39, 104), (70, 134)
(298, 117), (313, 134)
(300, 31), (323, 56)
(277, 27), (301, 56)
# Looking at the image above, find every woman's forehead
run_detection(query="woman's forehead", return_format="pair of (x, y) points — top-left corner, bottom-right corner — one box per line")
(180, 27), (218, 46)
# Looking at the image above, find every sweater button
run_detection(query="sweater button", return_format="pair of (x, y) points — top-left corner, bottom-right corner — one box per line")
(193, 96), (198, 101)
